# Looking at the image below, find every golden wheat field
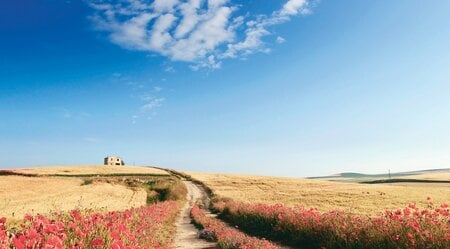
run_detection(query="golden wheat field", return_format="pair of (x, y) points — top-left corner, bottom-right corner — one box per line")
(187, 172), (450, 215)
(12, 165), (169, 176)
(398, 171), (450, 181)
(0, 176), (147, 220)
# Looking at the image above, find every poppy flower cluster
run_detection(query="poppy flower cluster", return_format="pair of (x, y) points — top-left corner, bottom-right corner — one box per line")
(190, 205), (278, 249)
(0, 201), (179, 249)
(213, 200), (450, 249)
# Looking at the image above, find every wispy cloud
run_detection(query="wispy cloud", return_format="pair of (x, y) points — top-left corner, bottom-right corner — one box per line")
(62, 108), (72, 119)
(132, 90), (166, 123)
(84, 137), (100, 143)
(56, 108), (90, 120)
(276, 36), (286, 44)
(164, 66), (175, 73)
(88, 0), (311, 70)
(132, 115), (139, 124)
(140, 97), (165, 111)
(113, 72), (167, 123)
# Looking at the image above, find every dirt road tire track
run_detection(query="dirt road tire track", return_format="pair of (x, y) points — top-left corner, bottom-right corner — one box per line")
(174, 181), (217, 248)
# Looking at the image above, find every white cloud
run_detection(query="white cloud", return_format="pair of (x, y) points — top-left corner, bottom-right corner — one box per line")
(152, 0), (179, 13)
(174, 0), (202, 38)
(132, 95), (165, 123)
(57, 108), (90, 120)
(84, 137), (99, 143)
(108, 72), (166, 123)
(62, 108), (72, 119)
(281, 0), (307, 16)
(140, 97), (165, 111)
(132, 115), (139, 124)
(276, 36), (286, 44)
(222, 0), (310, 58)
(165, 66), (175, 72)
(89, 0), (311, 69)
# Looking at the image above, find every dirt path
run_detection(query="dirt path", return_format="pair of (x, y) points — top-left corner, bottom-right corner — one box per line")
(174, 181), (217, 249)
(173, 178), (292, 249)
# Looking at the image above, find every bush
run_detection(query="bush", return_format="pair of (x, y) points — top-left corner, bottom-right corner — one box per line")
(80, 179), (93, 186)
(146, 179), (187, 202)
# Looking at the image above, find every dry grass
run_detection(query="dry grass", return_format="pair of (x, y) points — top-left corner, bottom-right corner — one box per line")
(0, 176), (147, 220)
(398, 171), (450, 181)
(12, 165), (169, 176)
(187, 172), (450, 215)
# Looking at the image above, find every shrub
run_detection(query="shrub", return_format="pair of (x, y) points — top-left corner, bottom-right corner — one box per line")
(146, 179), (187, 202)
(80, 179), (93, 186)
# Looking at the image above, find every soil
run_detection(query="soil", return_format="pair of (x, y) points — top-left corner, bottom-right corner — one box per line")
(174, 181), (217, 249)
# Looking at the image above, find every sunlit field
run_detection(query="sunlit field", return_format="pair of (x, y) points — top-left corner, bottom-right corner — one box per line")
(0, 166), (187, 248)
(185, 171), (450, 248)
(0, 176), (147, 220)
(187, 172), (450, 215)
(3, 0), (450, 247)
(11, 165), (169, 176)
(0, 166), (174, 220)
(398, 171), (450, 181)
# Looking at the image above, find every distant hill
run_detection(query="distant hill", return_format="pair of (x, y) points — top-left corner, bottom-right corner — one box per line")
(308, 168), (450, 183)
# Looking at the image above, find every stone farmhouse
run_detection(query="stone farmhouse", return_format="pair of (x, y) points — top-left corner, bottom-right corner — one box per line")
(104, 156), (125, 166)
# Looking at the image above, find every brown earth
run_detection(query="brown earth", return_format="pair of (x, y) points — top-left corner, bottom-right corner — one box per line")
(174, 180), (216, 249)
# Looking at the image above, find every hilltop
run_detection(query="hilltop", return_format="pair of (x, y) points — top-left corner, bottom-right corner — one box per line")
(308, 168), (450, 183)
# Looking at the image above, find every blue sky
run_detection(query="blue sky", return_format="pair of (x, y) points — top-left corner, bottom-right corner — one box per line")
(1, 0), (450, 177)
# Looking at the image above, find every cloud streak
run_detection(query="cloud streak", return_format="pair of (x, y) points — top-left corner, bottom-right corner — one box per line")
(89, 0), (311, 69)
(140, 97), (165, 111)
